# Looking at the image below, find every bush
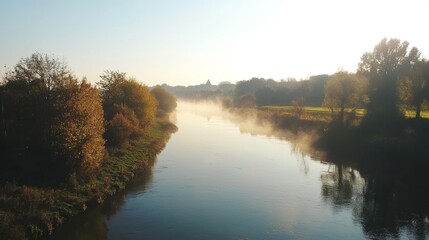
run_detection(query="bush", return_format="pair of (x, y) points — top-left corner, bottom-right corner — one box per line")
(151, 86), (177, 113)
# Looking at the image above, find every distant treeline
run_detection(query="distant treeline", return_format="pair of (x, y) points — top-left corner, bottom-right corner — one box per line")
(0, 53), (177, 185)
(232, 75), (329, 107)
(160, 79), (235, 100)
(163, 38), (429, 124)
(162, 75), (330, 107)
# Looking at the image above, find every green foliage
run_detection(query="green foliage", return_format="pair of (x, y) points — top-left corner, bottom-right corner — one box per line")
(263, 106), (429, 120)
(151, 86), (177, 113)
(398, 58), (429, 118)
(234, 76), (329, 107)
(358, 38), (414, 123)
(323, 71), (368, 122)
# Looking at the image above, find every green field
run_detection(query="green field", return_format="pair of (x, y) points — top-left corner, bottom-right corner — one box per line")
(261, 106), (429, 119)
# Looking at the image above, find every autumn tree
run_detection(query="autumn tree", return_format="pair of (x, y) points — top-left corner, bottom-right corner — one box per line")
(1, 53), (105, 183)
(323, 71), (368, 123)
(358, 38), (414, 126)
(151, 86), (177, 113)
(104, 104), (141, 148)
(99, 71), (157, 128)
(53, 79), (105, 179)
(98, 71), (157, 148)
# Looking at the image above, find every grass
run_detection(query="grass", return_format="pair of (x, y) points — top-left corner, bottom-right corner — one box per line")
(261, 106), (429, 119)
(0, 120), (177, 240)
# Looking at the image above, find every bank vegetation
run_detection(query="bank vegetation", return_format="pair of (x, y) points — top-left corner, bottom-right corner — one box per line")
(0, 53), (177, 240)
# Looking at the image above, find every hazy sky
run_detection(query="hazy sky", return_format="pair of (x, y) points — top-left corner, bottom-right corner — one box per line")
(1, 0), (428, 86)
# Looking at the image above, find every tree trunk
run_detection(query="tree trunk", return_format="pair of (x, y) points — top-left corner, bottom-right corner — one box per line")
(1, 98), (6, 137)
(339, 102), (345, 123)
(416, 104), (422, 118)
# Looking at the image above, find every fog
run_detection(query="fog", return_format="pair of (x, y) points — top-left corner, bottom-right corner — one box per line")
(177, 100), (322, 160)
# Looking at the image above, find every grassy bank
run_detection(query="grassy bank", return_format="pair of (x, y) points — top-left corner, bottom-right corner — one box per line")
(261, 106), (429, 119)
(0, 120), (177, 240)
(229, 105), (429, 166)
(229, 106), (330, 132)
(252, 105), (429, 169)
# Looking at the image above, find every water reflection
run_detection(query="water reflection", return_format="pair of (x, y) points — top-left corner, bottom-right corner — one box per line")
(359, 167), (429, 239)
(186, 102), (429, 239)
(319, 158), (429, 239)
(46, 157), (157, 240)
(204, 98), (429, 239)
(320, 164), (364, 209)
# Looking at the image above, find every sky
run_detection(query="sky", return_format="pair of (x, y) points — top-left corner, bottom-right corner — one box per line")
(1, 0), (428, 86)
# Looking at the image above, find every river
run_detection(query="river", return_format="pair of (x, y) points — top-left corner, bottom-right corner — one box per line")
(47, 102), (429, 240)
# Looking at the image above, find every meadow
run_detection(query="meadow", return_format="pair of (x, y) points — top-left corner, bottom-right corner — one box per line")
(260, 106), (429, 119)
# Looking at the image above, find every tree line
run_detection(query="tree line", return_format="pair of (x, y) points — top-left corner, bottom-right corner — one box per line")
(227, 39), (429, 122)
(228, 75), (329, 108)
(0, 53), (177, 185)
(324, 39), (429, 129)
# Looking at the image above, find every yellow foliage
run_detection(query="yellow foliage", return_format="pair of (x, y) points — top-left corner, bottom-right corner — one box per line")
(99, 71), (158, 131)
(54, 79), (105, 178)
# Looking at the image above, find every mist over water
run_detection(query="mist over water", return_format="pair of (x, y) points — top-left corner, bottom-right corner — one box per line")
(178, 101), (321, 157)
(47, 102), (428, 240)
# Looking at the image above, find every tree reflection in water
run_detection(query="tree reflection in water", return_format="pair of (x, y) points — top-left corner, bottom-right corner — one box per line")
(320, 162), (429, 239)
(219, 102), (429, 239)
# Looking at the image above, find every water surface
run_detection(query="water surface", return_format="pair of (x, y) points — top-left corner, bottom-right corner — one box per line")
(48, 102), (428, 239)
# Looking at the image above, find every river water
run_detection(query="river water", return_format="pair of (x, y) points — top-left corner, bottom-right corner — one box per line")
(48, 102), (429, 240)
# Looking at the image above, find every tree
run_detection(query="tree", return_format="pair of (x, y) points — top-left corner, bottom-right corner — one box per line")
(98, 71), (157, 130)
(255, 87), (276, 106)
(235, 93), (256, 108)
(2, 53), (74, 153)
(0, 85), (6, 139)
(1, 53), (105, 183)
(151, 86), (177, 113)
(291, 97), (304, 119)
(398, 58), (429, 118)
(358, 38), (413, 124)
(53, 79), (105, 179)
(323, 71), (368, 123)
(105, 112), (137, 148)
(98, 71), (157, 148)
(234, 78), (268, 99)
(104, 104), (141, 148)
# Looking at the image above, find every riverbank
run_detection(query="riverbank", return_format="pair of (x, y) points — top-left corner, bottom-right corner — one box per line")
(0, 120), (177, 240)
(227, 105), (429, 167)
(227, 106), (329, 133)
